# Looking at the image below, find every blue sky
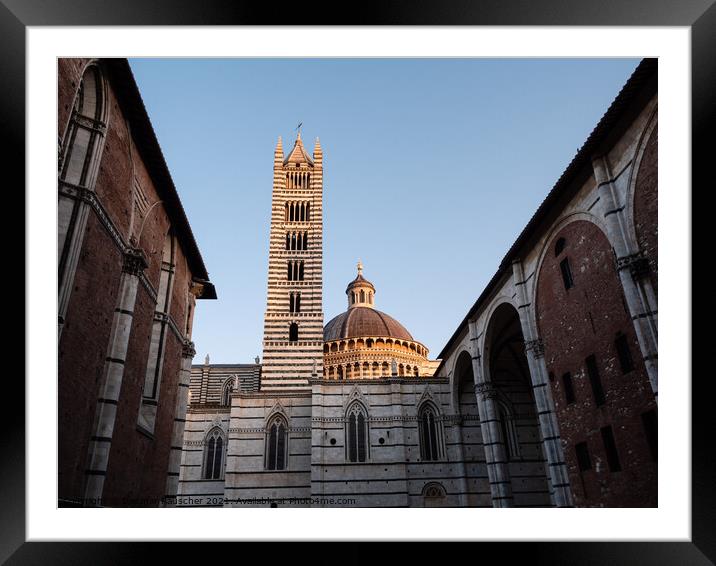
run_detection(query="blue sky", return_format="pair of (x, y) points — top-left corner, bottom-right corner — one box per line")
(129, 58), (640, 363)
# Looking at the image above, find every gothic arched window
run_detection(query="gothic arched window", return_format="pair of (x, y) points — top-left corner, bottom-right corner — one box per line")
(203, 428), (225, 479)
(58, 63), (109, 316)
(59, 63), (107, 190)
(346, 402), (368, 462)
(138, 231), (175, 432)
(221, 379), (233, 406)
(418, 403), (443, 461)
(266, 415), (288, 471)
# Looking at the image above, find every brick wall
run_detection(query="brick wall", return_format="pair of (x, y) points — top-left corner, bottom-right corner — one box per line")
(633, 125), (658, 295)
(58, 58), (198, 506)
(58, 213), (122, 500)
(535, 220), (657, 507)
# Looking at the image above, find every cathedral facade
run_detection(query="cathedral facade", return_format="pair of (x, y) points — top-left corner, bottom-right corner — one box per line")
(177, 59), (657, 508)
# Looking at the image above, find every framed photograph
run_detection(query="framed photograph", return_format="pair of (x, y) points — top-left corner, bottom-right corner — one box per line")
(10, 0), (709, 562)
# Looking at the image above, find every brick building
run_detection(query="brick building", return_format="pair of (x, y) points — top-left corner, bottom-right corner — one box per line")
(57, 58), (216, 507)
(436, 58), (658, 507)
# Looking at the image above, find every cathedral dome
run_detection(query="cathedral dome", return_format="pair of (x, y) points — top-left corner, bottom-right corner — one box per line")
(322, 262), (433, 380)
(324, 307), (414, 342)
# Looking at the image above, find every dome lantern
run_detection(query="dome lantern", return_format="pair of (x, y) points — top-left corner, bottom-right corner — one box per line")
(346, 259), (376, 309)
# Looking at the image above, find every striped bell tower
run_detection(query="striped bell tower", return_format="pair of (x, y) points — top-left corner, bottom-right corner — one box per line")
(260, 132), (324, 390)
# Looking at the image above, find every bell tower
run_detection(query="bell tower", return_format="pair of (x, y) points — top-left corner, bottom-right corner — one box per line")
(260, 132), (324, 390)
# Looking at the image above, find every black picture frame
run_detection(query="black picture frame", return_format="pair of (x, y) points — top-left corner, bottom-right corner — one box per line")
(6, 1), (709, 563)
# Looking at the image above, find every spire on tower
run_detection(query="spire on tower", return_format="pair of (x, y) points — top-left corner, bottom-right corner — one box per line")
(313, 137), (322, 158)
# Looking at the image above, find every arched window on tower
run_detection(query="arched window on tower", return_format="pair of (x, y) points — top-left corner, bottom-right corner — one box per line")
(306, 203), (311, 221)
(418, 403), (443, 461)
(289, 322), (299, 342)
(203, 428), (225, 479)
(345, 402), (368, 462)
(265, 415), (288, 471)
(289, 292), (301, 314)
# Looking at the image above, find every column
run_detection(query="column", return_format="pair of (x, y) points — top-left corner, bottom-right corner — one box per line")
(469, 320), (513, 508)
(513, 259), (573, 507)
(164, 339), (196, 506)
(84, 248), (147, 506)
(593, 156), (658, 397)
(451, 415), (470, 507)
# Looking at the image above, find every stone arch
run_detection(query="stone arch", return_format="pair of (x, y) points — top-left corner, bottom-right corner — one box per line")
(534, 217), (656, 506)
(59, 60), (110, 154)
(628, 112), (658, 294)
(451, 349), (474, 417)
(625, 106), (658, 245)
(529, 212), (608, 332)
(483, 302), (551, 507)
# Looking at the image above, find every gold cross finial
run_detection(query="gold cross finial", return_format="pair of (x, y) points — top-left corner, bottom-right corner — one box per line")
(357, 259), (363, 276)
